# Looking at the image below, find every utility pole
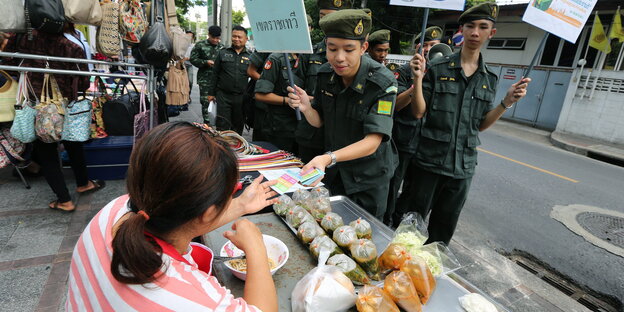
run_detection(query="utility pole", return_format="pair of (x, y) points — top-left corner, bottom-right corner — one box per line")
(219, 0), (233, 48)
(361, 0), (367, 8)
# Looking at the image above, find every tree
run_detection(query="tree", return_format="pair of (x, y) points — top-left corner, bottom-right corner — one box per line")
(233, 10), (246, 26)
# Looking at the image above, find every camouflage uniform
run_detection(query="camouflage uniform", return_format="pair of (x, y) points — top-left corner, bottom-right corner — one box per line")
(190, 40), (224, 124)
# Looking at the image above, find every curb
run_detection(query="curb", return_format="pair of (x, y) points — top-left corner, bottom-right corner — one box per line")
(550, 132), (624, 164)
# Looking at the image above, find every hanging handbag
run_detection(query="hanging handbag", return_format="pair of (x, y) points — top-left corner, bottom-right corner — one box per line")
(61, 79), (92, 142)
(119, 0), (147, 44)
(103, 79), (141, 136)
(0, 71), (18, 122)
(25, 0), (66, 34)
(166, 61), (189, 106)
(139, 0), (172, 67)
(10, 73), (38, 143)
(0, 0), (26, 32)
(170, 25), (192, 60)
(0, 128), (26, 169)
(134, 84), (150, 141)
(97, 1), (122, 57)
(61, 0), (102, 26)
(35, 74), (66, 143)
(91, 77), (110, 138)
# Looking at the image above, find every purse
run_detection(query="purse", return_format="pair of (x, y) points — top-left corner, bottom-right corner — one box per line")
(166, 61), (190, 106)
(0, 71), (18, 122)
(10, 73), (37, 143)
(103, 79), (141, 136)
(170, 25), (192, 60)
(35, 74), (66, 143)
(61, 78), (92, 142)
(97, 1), (122, 57)
(0, 0), (26, 32)
(61, 0), (102, 26)
(139, 0), (172, 67)
(90, 77), (110, 139)
(25, 0), (66, 34)
(119, 0), (147, 44)
(133, 84), (150, 141)
(0, 128), (26, 169)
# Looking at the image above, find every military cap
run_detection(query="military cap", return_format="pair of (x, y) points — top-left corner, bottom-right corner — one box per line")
(368, 29), (391, 45)
(307, 14), (313, 26)
(415, 26), (443, 42)
(317, 0), (353, 10)
(458, 2), (499, 25)
(319, 9), (372, 40)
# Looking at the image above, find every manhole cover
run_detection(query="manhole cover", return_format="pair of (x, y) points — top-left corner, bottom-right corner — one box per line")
(576, 212), (624, 249)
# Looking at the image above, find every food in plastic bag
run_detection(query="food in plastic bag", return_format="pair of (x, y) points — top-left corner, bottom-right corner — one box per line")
(333, 225), (358, 249)
(378, 243), (410, 271)
(273, 194), (295, 216)
(350, 239), (381, 280)
(298, 221), (325, 244)
(391, 212), (428, 251)
(293, 189), (312, 205)
(458, 293), (498, 312)
(350, 218), (372, 239)
(400, 254), (436, 304)
(384, 271), (422, 312)
(292, 251), (357, 312)
(356, 285), (400, 312)
(310, 197), (332, 221)
(286, 205), (316, 229)
(321, 212), (344, 234)
(310, 186), (330, 198)
(310, 235), (343, 260)
(410, 242), (461, 277)
(327, 254), (371, 285)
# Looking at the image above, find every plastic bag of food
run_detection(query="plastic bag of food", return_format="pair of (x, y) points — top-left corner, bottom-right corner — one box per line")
(310, 235), (343, 260)
(350, 239), (381, 280)
(400, 254), (436, 304)
(287, 205), (316, 229)
(293, 189), (312, 204)
(298, 221), (325, 244)
(384, 271), (422, 312)
(350, 218), (372, 239)
(458, 293), (498, 312)
(356, 285), (400, 312)
(321, 212), (344, 234)
(327, 254), (371, 285)
(310, 197), (332, 221)
(378, 243), (410, 271)
(310, 186), (330, 198)
(333, 225), (358, 249)
(391, 212), (428, 253)
(292, 251), (357, 312)
(410, 242), (461, 277)
(273, 194), (295, 216)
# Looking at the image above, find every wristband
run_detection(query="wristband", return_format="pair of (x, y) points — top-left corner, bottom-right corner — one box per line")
(500, 100), (513, 110)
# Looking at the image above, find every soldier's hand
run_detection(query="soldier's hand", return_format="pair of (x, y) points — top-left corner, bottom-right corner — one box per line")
(299, 156), (329, 186)
(207, 95), (215, 102)
(286, 85), (311, 113)
(410, 52), (426, 80)
(207, 60), (215, 66)
(503, 77), (531, 105)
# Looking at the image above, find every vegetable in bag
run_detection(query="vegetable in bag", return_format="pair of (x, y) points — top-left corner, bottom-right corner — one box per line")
(273, 194), (294, 216)
(327, 254), (371, 285)
(297, 221), (325, 244)
(350, 218), (372, 239)
(321, 212), (344, 235)
(286, 205), (315, 229)
(310, 186), (330, 198)
(350, 239), (381, 280)
(333, 225), (358, 249)
(310, 197), (332, 221)
(310, 235), (343, 260)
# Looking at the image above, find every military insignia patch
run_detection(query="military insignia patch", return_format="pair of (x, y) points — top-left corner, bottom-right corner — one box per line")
(491, 5), (498, 19)
(395, 72), (400, 79)
(385, 86), (398, 94)
(431, 29), (439, 39)
(354, 20), (364, 36)
(334, 0), (342, 7)
(482, 84), (487, 89)
(264, 60), (272, 70)
(377, 100), (392, 115)
(356, 83), (363, 90)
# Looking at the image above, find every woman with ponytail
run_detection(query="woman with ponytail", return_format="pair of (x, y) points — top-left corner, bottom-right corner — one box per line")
(66, 121), (279, 312)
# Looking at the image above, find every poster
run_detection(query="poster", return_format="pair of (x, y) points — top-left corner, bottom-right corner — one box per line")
(243, 0), (313, 53)
(389, 0), (465, 11)
(522, 0), (598, 43)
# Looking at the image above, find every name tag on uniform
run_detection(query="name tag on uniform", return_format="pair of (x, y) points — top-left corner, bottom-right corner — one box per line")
(377, 100), (392, 115)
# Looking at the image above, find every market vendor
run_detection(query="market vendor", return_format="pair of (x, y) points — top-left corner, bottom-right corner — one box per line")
(287, 9), (399, 220)
(66, 122), (279, 312)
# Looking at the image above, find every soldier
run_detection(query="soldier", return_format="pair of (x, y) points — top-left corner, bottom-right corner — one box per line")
(367, 29), (391, 65)
(414, 26), (443, 59)
(287, 9), (399, 220)
(246, 51), (271, 141)
(190, 26), (223, 124)
(206, 25), (251, 134)
(396, 3), (530, 244)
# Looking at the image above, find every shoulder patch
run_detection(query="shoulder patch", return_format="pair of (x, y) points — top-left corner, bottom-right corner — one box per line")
(385, 86), (398, 94)
(394, 71), (400, 79)
(264, 60), (272, 70)
(377, 100), (393, 115)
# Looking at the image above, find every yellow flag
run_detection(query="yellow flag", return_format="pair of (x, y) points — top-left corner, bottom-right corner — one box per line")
(608, 8), (624, 42)
(589, 14), (611, 54)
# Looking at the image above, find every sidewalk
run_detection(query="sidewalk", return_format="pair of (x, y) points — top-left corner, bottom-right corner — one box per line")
(551, 131), (624, 164)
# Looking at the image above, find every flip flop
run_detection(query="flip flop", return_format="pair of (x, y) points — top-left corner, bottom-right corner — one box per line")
(77, 179), (106, 195)
(48, 201), (76, 213)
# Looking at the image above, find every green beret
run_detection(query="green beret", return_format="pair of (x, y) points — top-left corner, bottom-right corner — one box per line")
(368, 29), (391, 45)
(458, 2), (499, 25)
(415, 26), (443, 42)
(319, 9), (372, 40)
(317, 0), (353, 10)
(307, 14), (313, 25)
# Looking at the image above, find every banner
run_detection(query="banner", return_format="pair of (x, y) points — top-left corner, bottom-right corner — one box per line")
(243, 0), (313, 53)
(522, 0), (598, 43)
(608, 8), (624, 42)
(389, 0), (465, 11)
(589, 14), (611, 53)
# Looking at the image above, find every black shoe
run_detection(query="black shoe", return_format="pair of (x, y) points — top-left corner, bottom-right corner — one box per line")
(12, 167), (42, 178)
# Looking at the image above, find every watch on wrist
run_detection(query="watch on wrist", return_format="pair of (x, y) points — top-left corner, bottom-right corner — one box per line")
(500, 100), (514, 110)
(325, 151), (337, 168)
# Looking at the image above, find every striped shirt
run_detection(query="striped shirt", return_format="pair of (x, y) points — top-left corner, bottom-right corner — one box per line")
(66, 195), (261, 312)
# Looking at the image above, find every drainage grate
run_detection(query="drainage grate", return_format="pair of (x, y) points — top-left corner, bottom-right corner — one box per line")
(576, 212), (624, 249)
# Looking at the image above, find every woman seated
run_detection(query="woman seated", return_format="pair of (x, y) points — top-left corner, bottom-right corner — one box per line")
(66, 121), (279, 312)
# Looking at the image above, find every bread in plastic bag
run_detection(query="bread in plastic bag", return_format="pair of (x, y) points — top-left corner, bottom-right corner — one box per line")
(356, 285), (400, 312)
(327, 254), (371, 285)
(286, 205), (315, 229)
(298, 221), (325, 244)
(378, 243), (410, 271)
(321, 212), (344, 234)
(350, 218), (372, 239)
(350, 239), (381, 280)
(292, 250), (357, 312)
(400, 254), (436, 304)
(384, 270), (422, 312)
(310, 235), (343, 260)
(333, 225), (358, 249)
(310, 186), (330, 198)
(273, 194), (295, 216)
(310, 197), (332, 221)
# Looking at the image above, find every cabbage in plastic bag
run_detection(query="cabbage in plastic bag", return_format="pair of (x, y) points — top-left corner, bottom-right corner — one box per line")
(310, 197), (332, 221)
(273, 194), (295, 216)
(297, 221), (325, 244)
(378, 243), (410, 271)
(350, 239), (381, 280)
(350, 218), (372, 239)
(391, 213), (428, 252)
(410, 242), (461, 277)
(286, 205), (316, 229)
(310, 186), (330, 199)
(400, 254), (436, 304)
(384, 271), (422, 312)
(332, 225), (358, 249)
(327, 254), (371, 285)
(321, 212), (344, 234)
(356, 285), (400, 312)
(310, 235), (343, 260)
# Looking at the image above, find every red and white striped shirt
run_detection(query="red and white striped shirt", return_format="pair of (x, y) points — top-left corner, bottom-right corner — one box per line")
(66, 195), (261, 312)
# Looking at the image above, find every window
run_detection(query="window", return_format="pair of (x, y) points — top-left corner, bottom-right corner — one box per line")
(487, 38), (527, 50)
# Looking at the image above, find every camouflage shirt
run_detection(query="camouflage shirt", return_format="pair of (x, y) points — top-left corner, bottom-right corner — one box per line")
(190, 40), (224, 86)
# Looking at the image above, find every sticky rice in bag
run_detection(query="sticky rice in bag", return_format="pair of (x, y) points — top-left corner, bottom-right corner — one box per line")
(384, 271), (422, 312)
(297, 221), (325, 244)
(378, 243), (410, 271)
(350, 218), (372, 239)
(327, 254), (371, 285)
(310, 235), (343, 260)
(350, 239), (381, 280)
(273, 194), (294, 216)
(356, 285), (400, 312)
(286, 205), (315, 229)
(321, 212), (344, 234)
(400, 254), (436, 304)
(333, 225), (358, 249)
(310, 186), (330, 198)
(310, 197), (332, 221)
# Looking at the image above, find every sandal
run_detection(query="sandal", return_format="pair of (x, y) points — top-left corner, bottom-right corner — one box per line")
(49, 200), (76, 213)
(77, 179), (106, 195)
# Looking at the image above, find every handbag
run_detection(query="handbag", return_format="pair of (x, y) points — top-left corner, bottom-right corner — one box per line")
(97, 1), (122, 57)
(61, 78), (92, 142)
(133, 84), (150, 141)
(35, 74), (66, 143)
(90, 77), (110, 139)
(119, 0), (147, 44)
(0, 0), (26, 32)
(0, 128), (26, 169)
(10, 73), (37, 143)
(25, 0), (66, 34)
(170, 25), (192, 60)
(61, 0), (102, 26)
(0, 71), (18, 122)
(103, 79), (141, 136)
(166, 61), (189, 106)
(139, 0), (172, 67)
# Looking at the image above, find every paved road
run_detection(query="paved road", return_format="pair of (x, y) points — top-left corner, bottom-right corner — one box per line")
(456, 124), (624, 304)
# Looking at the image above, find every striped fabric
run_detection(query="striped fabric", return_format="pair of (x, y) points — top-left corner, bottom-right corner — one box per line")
(66, 195), (261, 312)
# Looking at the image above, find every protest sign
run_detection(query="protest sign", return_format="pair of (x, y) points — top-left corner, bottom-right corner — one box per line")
(522, 0), (598, 43)
(389, 0), (465, 11)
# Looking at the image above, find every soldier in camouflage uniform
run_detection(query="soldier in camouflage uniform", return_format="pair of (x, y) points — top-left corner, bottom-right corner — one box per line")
(190, 26), (223, 124)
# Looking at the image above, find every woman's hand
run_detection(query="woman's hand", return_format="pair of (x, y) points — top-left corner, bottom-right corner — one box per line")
(300, 155), (331, 186)
(223, 219), (266, 255)
(237, 175), (279, 215)
(286, 85), (311, 113)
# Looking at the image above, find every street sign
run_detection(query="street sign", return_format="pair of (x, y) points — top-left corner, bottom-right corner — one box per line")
(207, 0), (214, 26)
(243, 0), (313, 53)
(522, 0), (598, 43)
(389, 0), (465, 11)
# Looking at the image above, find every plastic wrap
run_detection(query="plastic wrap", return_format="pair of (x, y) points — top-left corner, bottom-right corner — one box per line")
(286, 205), (316, 229)
(310, 235), (343, 260)
(350, 239), (381, 280)
(332, 225), (358, 249)
(310, 197), (332, 221)
(273, 194), (295, 216)
(310, 186), (330, 198)
(378, 243), (410, 271)
(384, 271), (422, 312)
(350, 218), (372, 239)
(297, 221), (325, 244)
(327, 254), (371, 285)
(321, 212), (344, 234)
(400, 254), (436, 304)
(356, 285), (400, 312)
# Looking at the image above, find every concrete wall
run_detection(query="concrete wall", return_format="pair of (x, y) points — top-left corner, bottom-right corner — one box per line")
(481, 19), (547, 67)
